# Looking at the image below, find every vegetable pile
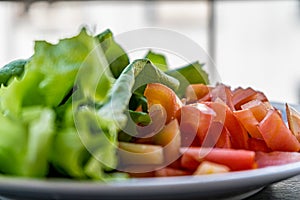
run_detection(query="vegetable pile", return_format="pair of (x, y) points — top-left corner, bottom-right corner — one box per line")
(1, 27), (300, 180)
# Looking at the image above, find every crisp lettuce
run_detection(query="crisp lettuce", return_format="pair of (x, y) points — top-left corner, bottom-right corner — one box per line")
(0, 27), (209, 180)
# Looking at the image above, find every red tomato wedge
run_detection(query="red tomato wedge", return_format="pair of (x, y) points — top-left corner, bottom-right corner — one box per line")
(256, 151), (300, 168)
(234, 109), (263, 139)
(181, 147), (256, 171)
(179, 104), (214, 147)
(185, 84), (210, 103)
(232, 87), (268, 110)
(258, 109), (300, 152)
(210, 84), (235, 111)
(247, 138), (271, 152)
(144, 83), (182, 124)
(258, 110), (300, 151)
(241, 99), (270, 122)
(154, 167), (191, 177)
(214, 126), (232, 148)
(205, 101), (249, 149)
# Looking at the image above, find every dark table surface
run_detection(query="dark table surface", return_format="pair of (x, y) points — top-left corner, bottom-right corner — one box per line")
(246, 174), (300, 200)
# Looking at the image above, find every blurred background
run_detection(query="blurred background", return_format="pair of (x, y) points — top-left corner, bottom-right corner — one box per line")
(0, 0), (300, 104)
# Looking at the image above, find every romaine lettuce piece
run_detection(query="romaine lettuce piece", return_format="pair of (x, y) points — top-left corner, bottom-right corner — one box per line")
(166, 61), (209, 97)
(0, 107), (55, 177)
(145, 50), (168, 71)
(0, 59), (28, 87)
(96, 29), (130, 78)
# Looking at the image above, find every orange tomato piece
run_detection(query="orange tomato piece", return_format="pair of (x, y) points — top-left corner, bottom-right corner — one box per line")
(185, 84), (210, 103)
(247, 138), (271, 152)
(144, 83), (182, 124)
(205, 101), (249, 149)
(258, 109), (300, 152)
(179, 104), (214, 147)
(232, 87), (268, 110)
(234, 109), (263, 139)
(241, 99), (270, 122)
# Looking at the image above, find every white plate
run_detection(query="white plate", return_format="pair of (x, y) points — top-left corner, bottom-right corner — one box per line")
(0, 102), (299, 200)
(1, 162), (300, 200)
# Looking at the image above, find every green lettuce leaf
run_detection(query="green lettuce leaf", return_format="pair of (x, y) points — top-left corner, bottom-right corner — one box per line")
(166, 61), (209, 97)
(0, 59), (28, 87)
(96, 29), (130, 78)
(145, 50), (168, 71)
(0, 106), (55, 177)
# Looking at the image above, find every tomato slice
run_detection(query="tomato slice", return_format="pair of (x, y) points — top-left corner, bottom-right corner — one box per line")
(215, 126), (232, 148)
(210, 84), (235, 111)
(185, 84), (210, 103)
(247, 138), (271, 152)
(232, 87), (268, 110)
(179, 104), (214, 147)
(181, 147), (256, 171)
(258, 109), (300, 152)
(144, 83), (182, 124)
(205, 101), (249, 149)
(241, 99), (270, 122)
(234, 109), (263, 139)
(154, 167), (191, 177)
(256, 151), (300, 168)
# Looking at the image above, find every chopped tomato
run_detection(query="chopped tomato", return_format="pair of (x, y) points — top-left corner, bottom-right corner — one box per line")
(214, 126), (232, 148)
(241, 99), (270, 122)
(181, 147), (256, 171)
(179, 104), (214, 147)
(232, 87), (268, 110)
(185, 84), (210, 103)
(258, 109), (300, 152)
(180, 153), (200, 171)
(247, 138), (271, 152)
(256, 151), (300, 168)
(154, 167), (191, 177)
(234, 109), (263, 139)
(205, 101), (249, 149)
(210, 84), (235, 111)
(144, 83), (182, 124)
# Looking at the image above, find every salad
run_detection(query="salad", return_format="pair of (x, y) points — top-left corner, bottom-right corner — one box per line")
(0, 27), (300, 181)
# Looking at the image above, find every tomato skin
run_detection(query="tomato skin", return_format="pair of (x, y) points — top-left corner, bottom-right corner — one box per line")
(241, 99), (269, 122)
(256, 151), (300, 168)
(215, 126), (232, 148)
(205, 101), (249, 149)
(181, 147), (256, 171)
(144, 83), (182, 124)
(258, 109), (300, 152)
(180, 153), (200, 171)
(210, 84), (235, 111)
(179, 104), (214, 147)
(247, 138), (271, 152)
(232, 87), (268, 110)
(185, 84), (210, 103)
(234, 109), (263, 139)
(154, 167), (191, 177)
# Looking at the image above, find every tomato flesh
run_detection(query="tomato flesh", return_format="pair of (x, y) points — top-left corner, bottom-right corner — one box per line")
(258, 109), (300, 152)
